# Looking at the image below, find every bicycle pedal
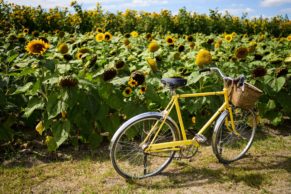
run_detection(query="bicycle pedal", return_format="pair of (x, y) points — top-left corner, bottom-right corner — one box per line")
(194, 134), (207, 143)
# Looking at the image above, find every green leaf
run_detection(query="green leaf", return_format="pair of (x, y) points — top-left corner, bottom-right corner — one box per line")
(269, 77), (286, 92)
(23, 97), (44, 118)
(52, 120), (70, 147)
(12, 82), (33, 95)
(47, 94), (62, 119)
(266, 99), (276, 110)
(7, 53), (19, 63)
(88, 132), (102, 149)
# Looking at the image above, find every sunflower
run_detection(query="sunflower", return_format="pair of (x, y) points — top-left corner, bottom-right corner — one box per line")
(252, 67), (267, 78)
(115, 60), (125, 69)
(148, 41), (159, 52)
(224, 34), (233, 42)
(124, 33), (131, 38)
(178, 45), (185, 52)
(35, 121), (44, 135)
(59, 75), (79, 88)
(146, 58), (158, 71)
(58, 31), (65, 38)
(96, 27), (103, 33)
(124, 38), (130, 46)
(122, 87), (132, 97)
(130, 31), (139, 37)
(128, 78), (138, 87)
(95, 33), (105, 42)
(165, 36), (175, 45)
(57, 43), (69, 54)
(287, 35), (291, 41)
(191, 116), (196, 124)
(145, 33), (152, 40)
(104, 32), (112, 41)
(38, 36), (49, 44)
(195, 49), (212, 68)
(139, 86), (147, 95)
(186, 35), (194, 42)
(189, 42), (195, 49)
(103, 68), (117, 81)
(25, 39), (50, 55)
(23, 28), (29, 34)
(248, 41), (257, 53)
(130, 71), (145, 85)
(275, 67), (288, 77)
(235, 47), (248, 59)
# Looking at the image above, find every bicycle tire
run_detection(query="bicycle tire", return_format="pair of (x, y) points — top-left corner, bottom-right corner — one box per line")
(110, 112), (180, 179)
(212, 108), (256, 164)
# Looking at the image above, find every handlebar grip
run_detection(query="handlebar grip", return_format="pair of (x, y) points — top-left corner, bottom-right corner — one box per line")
(198, 68), (211, 74)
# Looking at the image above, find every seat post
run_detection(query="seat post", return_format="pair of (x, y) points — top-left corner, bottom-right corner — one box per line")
(170, 88), (176, 96)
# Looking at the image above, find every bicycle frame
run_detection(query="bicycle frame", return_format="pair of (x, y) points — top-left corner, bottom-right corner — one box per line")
(142, 87), (237, 153)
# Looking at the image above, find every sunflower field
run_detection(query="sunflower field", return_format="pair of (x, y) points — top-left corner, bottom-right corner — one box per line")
(0, 1), (290, 151)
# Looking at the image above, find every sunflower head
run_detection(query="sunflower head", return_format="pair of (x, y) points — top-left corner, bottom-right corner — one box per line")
(275, 67), (288, 77)
(95, 33), (105, 42)
(189, 42), (195, 49)
(139, 86), (147, 95)
(146, 58), (158, 72)
(130, 31), (139, 37)
(59, 75), (79, 88)
(252, 67), (267, 78)
(78, 47), (91, 54)
(224, 34), (233, 42)
(124, 33), (131, 38)
(63, 54), (73, 61)
(145, 33), (152, 40)
(104, 32), (112, 41)
(195, 49), (212, 68)
(207, 38), (214, 44)
(248, 41), (257, 53)
(287, 35), (291, 41)
(186, 35), (194, 42)
(122, 87), (132, 97)
(124, 38), (130, 46)
(96, 28), (103, 33)
(38, 36), (49, 44)
(57, 43), (69, 54)
(115, 60), (125, 69)
(235, 47), (248, 59)
(178, 45), (185, 52)
(130, 71), (145, 85)
(25, 39), (50, 55)
(128, 78), (138, 87)
(23, 28), (29, 34)
(165, 36), (175, 45)
(103, 68), (117, 81)
(148, 41), (159, 52)
(17, 34), (26, 43)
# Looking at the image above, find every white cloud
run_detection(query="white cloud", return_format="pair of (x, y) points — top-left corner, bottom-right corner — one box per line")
(280, 7), (291, 13)
(261, 0), (291, 7)
(219, 7), (254, 15)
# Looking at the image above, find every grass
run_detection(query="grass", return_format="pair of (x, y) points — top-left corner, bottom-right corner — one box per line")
(0, 124), (290, 194)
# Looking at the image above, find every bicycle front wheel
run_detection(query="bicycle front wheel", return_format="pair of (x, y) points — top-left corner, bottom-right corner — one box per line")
(212, 108), (256, 164)
(110, 113), (180, 179)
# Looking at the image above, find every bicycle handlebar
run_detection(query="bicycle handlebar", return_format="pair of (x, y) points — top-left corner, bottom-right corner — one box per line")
(199, 67), (245, 89)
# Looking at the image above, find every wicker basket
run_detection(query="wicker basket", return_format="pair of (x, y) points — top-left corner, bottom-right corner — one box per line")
(229, 82), (263, 109)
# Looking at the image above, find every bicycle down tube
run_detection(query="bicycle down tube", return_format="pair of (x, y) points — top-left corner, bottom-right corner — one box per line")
(144, 87), (236, 153)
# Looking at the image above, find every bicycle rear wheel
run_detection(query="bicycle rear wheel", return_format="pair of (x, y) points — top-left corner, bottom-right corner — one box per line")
(212, 108), (256, 164)
(110, 113), (180, 179)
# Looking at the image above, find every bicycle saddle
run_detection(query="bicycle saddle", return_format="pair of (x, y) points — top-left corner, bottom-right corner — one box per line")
(161, 77), (187, 89)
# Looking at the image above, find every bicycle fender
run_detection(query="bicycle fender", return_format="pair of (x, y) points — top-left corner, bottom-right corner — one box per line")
(213, 110), (229, 135)
(110, 112), (180, 149)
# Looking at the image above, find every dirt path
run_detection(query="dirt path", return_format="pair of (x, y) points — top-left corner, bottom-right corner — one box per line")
(0, 127), (290, 194)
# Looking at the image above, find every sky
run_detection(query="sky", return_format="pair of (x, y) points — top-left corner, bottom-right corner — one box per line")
(5, 0), (291, 18)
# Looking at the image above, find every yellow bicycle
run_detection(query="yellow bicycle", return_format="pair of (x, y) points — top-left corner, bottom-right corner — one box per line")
(110, 67), (257, 179)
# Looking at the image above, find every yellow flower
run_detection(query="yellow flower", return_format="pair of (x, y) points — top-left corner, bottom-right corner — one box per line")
(165, 36), (175, 45)
(139, 86), (147, 95)
(287, 35), (291, 41)
(130, 31), (139, 37)
(146, 58), (158, 71)
(231, 32), (237, 37)
(57, 43), (69, 54)
(224, 34), (233, 42)
(95, 33), (105, 42)
(191, 116), (196, 124)
(124, 38), (130, 46)
(25, 39), (50, 55)
(148, 41), (159, 52)
(195, 49), (212, 67)
(96, 27), (103, 33)
(104, 32), (112, 41)
(128, 78), (138, 87)
(122, 87), (132, 97)
(23, 28), (29, 34)
(35, 121), (44, 135)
